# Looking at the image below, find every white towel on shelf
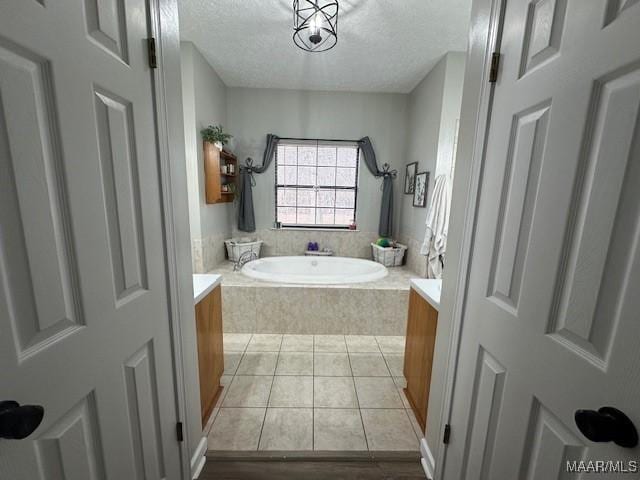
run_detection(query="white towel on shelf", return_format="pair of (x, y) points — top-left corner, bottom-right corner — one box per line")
(420, 174), (450, 279)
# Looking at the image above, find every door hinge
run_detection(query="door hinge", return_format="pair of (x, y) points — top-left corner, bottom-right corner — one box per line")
(443, 424), (451, 444)
(147, 37), (158, 69)
(176, 421), (184, 442)
(489, 52), (501, 83)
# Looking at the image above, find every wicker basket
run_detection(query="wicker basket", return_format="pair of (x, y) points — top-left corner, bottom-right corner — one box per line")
(371, 242), (407, 267)
(225, 238), (263, 262)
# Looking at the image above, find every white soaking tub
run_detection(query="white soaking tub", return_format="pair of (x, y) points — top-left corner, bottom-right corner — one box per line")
(241, 256), (388, 285)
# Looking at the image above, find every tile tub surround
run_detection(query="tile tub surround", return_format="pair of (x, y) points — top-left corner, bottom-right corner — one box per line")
(231, 228), (381, 259)
(206, 334), (422, 452)
(398, 236), (428, 278)
(192, 233), (228, 273)
(215, 262), (415, 335)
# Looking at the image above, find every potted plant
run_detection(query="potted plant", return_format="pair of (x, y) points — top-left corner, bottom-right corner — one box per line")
(201, 124), (232, 150)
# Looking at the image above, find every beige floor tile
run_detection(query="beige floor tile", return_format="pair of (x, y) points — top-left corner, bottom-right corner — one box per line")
(276, 352), (313, 375)
(203, 407), (217, 436)
(360, 409), (419, 451)
(406, 407), (424, 438)
(314, 377), (358, 408)
(280, 334), (314, 352)
(383, 354), (405, 377)
(223, 333), (253, 352)
(314, 335), (347, 352)
(223, 352), (243, 375)
(268, 376), (313, 407)
(208, 408), (266, 451)
(205, 373), (236, 434)
(222, 376), (273, 407)
(393, 376), (407, 389)
(213, 375), (233, 409)
(314, 408), (367, 451)
(349, 353), (391, 376)
(345, 335), (380, 353)
(354, 377), (404, 408)
(258, 408), (313, 450)
(397, 385), (412, 410)
(314, 353), (352, 376)
(247, 334), (283, 352)
(236, 352), (278, 375)
(375, 336), (406, 354)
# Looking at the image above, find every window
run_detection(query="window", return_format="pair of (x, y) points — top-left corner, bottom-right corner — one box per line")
(275, 140), (359, 228)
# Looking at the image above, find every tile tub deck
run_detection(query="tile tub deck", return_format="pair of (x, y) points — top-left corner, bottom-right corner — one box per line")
(210, 262), (417, 336)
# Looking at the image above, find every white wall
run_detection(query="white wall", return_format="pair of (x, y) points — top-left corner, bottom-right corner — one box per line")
(181, 41), (233, 271)
(227, 88), (409, 235)
(397, 52), (466, 276)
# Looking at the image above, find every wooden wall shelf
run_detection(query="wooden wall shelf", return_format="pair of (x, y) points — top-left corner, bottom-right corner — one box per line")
(204, 141), (237, 204)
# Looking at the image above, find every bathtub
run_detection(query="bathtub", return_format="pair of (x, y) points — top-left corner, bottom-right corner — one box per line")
(241, 256), (388, 285)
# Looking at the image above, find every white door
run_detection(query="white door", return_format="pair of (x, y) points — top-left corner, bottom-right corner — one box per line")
(0, 0), (182, 478)
(444, 1), (640, 479)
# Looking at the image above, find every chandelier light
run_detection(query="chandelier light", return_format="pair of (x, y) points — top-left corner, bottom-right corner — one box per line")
(293, 0), (338, 52)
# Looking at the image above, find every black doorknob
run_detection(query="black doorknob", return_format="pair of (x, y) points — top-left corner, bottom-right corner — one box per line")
(575, 407), (638, 448)
(0, 400), (44, 440)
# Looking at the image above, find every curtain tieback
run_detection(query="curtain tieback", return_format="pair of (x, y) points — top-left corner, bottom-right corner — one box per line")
(378, 163), (397, 179)
(241, 157), (257, 186)
(377, 163), (397, 191)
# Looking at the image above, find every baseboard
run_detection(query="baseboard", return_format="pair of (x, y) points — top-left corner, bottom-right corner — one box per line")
(190, 437), (208, 479)
(420, 438), (435, 479)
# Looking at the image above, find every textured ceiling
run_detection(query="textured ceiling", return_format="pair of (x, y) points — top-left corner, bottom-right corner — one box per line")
(178, 0), (471, 93)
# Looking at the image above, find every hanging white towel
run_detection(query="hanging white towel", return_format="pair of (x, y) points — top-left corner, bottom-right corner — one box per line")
(420, 174), (450, 278)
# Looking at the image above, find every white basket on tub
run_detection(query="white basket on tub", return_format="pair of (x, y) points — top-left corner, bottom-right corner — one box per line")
(371, 242), (407, 267)
(225, 238), (263, 262)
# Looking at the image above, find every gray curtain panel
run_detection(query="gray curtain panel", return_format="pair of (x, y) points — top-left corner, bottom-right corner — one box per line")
(237, 134), (279, 232)
(357, 136), (396, 238)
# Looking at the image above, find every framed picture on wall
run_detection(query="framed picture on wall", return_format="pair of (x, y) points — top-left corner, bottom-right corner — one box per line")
(404, 162), (418, 194)
(413, 171), (429, 207)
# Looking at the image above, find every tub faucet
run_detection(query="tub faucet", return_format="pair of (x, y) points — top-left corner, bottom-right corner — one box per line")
(234, 250), (258, 271)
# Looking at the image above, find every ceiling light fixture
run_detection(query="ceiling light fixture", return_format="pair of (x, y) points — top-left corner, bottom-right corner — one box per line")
(293, 0), (338, 52)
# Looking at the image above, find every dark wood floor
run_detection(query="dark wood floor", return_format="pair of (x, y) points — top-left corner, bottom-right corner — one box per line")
(200, 456), (425, 480)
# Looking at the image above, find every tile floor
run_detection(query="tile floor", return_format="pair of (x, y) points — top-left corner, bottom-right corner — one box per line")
(205, 334), (423, 452)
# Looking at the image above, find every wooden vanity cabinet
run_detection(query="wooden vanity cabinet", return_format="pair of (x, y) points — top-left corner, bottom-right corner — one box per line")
(403, 288), (439, 432)
(195, 285), (224, 427)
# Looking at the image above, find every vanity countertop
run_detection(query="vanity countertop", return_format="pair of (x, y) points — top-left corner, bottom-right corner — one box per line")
(193, 274), (222, 305)
(410, 278), (442, 311)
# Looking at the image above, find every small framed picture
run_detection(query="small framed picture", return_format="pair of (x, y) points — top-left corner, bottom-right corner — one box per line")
(404, 162), (418, 194)
(413, 171), (429, 208)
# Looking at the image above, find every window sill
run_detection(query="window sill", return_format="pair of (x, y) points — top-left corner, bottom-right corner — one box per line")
(270, 227), (361, 233)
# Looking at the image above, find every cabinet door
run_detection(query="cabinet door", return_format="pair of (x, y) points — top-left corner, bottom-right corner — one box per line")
(195, 292), (212, 426)
(210, 286), (224, 386)
(403, 289), (438, 432)
(196, 286), (224, 427)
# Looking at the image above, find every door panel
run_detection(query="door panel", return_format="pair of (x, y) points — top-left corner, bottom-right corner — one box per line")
(0, 39), (84, 356)
(487, 100), (550, 311)
(94, 86), (149, 305)
(460, 349), (506, 480)
(124, 342), (167, 480)
(445, 1), (640, 479)
(84, 0), (129, 63)
(519, 399), (585, 480)
(0, 0), (182, 478)
(36, 394), (106, 480)
(549, 65), (640, 365)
